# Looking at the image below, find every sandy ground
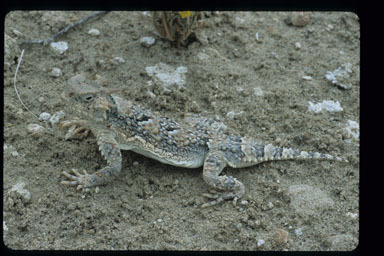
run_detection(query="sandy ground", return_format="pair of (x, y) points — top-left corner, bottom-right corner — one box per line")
(4, 11), (359, 250)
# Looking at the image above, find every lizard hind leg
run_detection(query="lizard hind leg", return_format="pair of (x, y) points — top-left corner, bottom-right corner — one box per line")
(201, 151), (245, 208)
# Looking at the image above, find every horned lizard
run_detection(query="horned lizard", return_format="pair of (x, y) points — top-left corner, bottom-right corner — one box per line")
(60, 74), (347, 207)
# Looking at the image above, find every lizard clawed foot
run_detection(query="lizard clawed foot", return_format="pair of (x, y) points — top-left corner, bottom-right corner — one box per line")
(61, 169), (92, 190)
(61, 120), (90, 140)
(201, 189), (242, 208)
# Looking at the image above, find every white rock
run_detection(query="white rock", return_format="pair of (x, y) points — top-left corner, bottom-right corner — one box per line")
(3, 221), (8, 232)
(197, 52), (210, 61)
(8, 182), (31, 203)
(346, 212), (358, 219)
(11, 151), (19, 157)
(50, 68), (62, 77)
(253, 87), (264, 96)
(50, 41), (68, 54)
(344, 120), (359, 141)
(257, 239), (265, 246)
(295, 42), (302, 49)
(27, 123), (45, 135)
(325, 63), (353, 89)
(88, 28), (100, 36)
(39, 112), (51, 121)
(145, 63), (188, 89)
(295, 228), (303, 236)
(140, 36), (155, 47)
(112, 57), (126, 64)
(308, 100), (343, 113)
(50, 110), (65, 126)
(302, 75), (312, 80)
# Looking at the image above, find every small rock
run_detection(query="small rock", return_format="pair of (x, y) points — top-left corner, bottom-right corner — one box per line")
(344, 120), (359, 141)
(8, 182), (31, 204)
(49, 110), (65, 126)
(285, 12), (312, 27)
(12, 29), (22, 37)
(50, 68), (62, 77)
(274, 229), (289, 245)
(308, 100), (343, 113)
(27, 123), (45, 136)
(38, 97), (45, 103)
(145, 63), (188, 90)
(50, 41), (68, 54)
(11, 151), (19, 157)
(197, 52), (210, 61)
(346, 212), (358, 219)
(295, 42), (302, 49)
(3, 221), (8, 232)
(140, 36), (155, 47)
(240, 200), (248, 205)
(88, 28), (100, 36)
(39, 112), (51, 121)
(157, 218), (163, 223)
(302, 75), (312, 80)
(325, 63), (353, 90)
(257, 239), (265, 246)
(253, 87), (264, 96)
(327, 234), (358, 251)
(111, 57), (125, 64)
(295, 228), (303, 236)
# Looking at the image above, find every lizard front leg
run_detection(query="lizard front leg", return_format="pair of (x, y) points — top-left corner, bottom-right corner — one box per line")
(61, 119), (91, 140)
(61, 129), (122, 190)
(201, 151), (245, 208)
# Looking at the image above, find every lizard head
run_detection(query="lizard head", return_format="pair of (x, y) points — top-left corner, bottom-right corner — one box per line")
(62, 74), (122, 122)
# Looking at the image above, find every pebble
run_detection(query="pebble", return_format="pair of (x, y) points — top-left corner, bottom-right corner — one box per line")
(50, 41), (69, 54)
(39, 112), (51, 121)
(346, 212), (358, 219)
(111, 57), (126, 64)
(295, 228), (303, 236)
(88, 28), (100, 36)
(344, 120), (359, 141)
(285, 12), (312, 27)
(27, 123), (45, 136)
(302, 75), (312, 80)
(50, 68), (62, 77)
(12, 29), (22, 37)
(274, 229), (289, 245)
(8, 182), (31, 204)
(3, 221), (8, 232)
(49, 110), (65, 126)
(146, 63), (188, 90)
(253, 87), (264, 96)
(140, 36), (155, 47)
(157, 218), (163, 223)
(295, 42), (302, 49)
(257, 239), (265, 247)
(11, 151), (19, 157)
(307, 100), (343, 113)
(325, 63), (353, 90)
(197, 52), (210, 61)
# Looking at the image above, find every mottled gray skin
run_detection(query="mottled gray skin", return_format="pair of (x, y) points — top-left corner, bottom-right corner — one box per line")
(61, 74), (347, 207)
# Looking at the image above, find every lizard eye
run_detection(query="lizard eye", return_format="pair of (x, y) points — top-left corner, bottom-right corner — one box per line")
(82, 94), (94, 102)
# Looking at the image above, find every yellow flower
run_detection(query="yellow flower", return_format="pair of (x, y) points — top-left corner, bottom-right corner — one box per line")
(179, 11), (191, 19)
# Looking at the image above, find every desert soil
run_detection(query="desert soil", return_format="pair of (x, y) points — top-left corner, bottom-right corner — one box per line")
(4, 11), (359, 251)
